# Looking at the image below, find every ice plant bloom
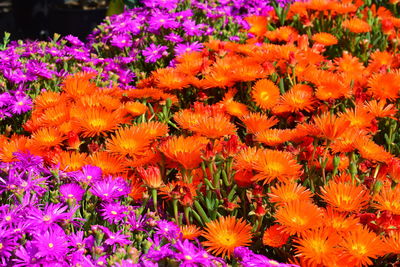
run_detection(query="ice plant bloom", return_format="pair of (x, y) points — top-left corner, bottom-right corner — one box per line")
(202, 216), (252, 259)
(311, 32), (338, 46)
(320, 181), (369, 212)
(59, 183), (85, 203)
(262, 225), (290, 247)
(137, 165), (163, 189)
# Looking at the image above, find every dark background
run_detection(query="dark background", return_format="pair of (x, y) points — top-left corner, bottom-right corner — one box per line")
(0, 0), (108, 41)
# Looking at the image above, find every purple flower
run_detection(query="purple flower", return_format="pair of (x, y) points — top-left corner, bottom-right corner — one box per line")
(98, 225), (131, 246)
(90, 176), (130, 202)
(148, 13), (179, 32)
(64, 35), (84, 46)
(155, 220), (180, 241)
(68, 231), (94, 250)
(0, 227), (18, 264)
(59, 183), (85, 203)
(10, 94), (32, 114)
(164, 33), (183, 43)
(144, 235), (173, 262)
(173, 239), (212, 267)
(126, 212), (147, 232)
(182, 20), (204, 36)
(0, 92), (12, 107)
(71, 165), (102, 185)
(32, 228), (68, 261)
(110, 34), (133, 49)
(174, 42), (203, 56)
(99, 202), (128, 224)
(234, 247), (298, 267)
(13, 241), (40, 266)
(144, 0), (179, 10)
(142, 44), (168, 63)
(27, 203), (72, 232)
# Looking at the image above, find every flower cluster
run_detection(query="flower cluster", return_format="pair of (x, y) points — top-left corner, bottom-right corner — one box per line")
(2, 0), (400, 266)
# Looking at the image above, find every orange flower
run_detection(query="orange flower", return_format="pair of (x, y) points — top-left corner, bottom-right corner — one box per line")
(338, 226), (385, 266)
(323, 207), (361, 233)
(306, 112), (350, 141)
(88, 151), (128, 175)
(294, 227), (341, 267)
(255, 129), (293, 147)
(240, 112), (278, 134)
(53, 151), (88, 172)
(154, 67), (190, 90)
(160, 136), (208, 170)
(106, 126), (151, 158)
(137, 165), (163, 189)
(30, 127), (66, 150)
(268, 182), (313, 206)
(319, 181), (369, 212)
(342, 18), (371, 33)
(354, 136), (392, 162)
(275, 200), (323, 236)
(312, 32), (338, 46)
(233, 169), (254, 188)
(0, 135), (30, 162)
(62, 72), (97, 99)
(78, 93), (121, 111)
(124, 101), (148, 117)
(372, 184), (400, 215)
(245, 15), (268, 37)
(363, 99), (397, 119)
(220, 89), (249, 117)
(265, 26), (298, 42)
(367, 72), (400, 100)
(272, 84), (316, 114)
(128, 177), (147, 201)
(187, 113), (237, 139)
(251, 79), (280, 110)
(315, 76), (350, 101)
(201, 216), (252, 259)
(383, 231), (400, 254)
(252, 149), (303, 184)
(40, 104), (70, 128)
(180, 224), (202, 240)
(262, 225), (290, 247)
(34, 91), (66, 110)
(76, 107), (125, 138)
(233, 147), (259, 171)
(339, 107), (375, 130)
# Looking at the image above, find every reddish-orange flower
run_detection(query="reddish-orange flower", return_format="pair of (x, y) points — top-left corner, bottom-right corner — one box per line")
(268, 182), (313, 206)
(160, 136), (208, 170)
(320, 181), (369, 213)
(76, 107), (125, 137)
(62, 72), (97, 99)
(275, 200), (324, 236)
(312, 32), (338, 46)
(367, 72), (400, 100)
(338, 226), (385, 266)
(252, 79), (280, 110)
(240, 113), (278, 134)
(180, 224), (202, 240)
(106, 126), (152, 158)
(202, 216), (252, 259)
(252, 149), (303, 184)
(372, 184), (400, 215)
(342, 18), (371, 33)
(294, 227), (341, 267)
(262, 225), (290, 247)
(137, 165), (163, 189)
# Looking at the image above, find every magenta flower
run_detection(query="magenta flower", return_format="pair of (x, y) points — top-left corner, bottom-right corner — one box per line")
(142, 44), (168, 63)
(59, 183), (85, 203)
(27, 203), (72, 231)
(110, 34), (133, 49)
(90, 176), (129, 202)
(32, 228), (68, 261)
(98, 226), (131, 246)
(10, 94), (32, 114)
(99, 202), (128, 224)
(71, 165), (102, 185)
(174, 42), (203, 56)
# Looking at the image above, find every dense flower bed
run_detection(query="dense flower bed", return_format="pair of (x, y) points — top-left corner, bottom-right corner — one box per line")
(2, 0), (400, 266)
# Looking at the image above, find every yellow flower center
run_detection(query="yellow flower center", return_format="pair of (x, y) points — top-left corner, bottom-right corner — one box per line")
(5, 215), (11, 221)
(43, 215), (51, 222)
(48, 243), (54, 248)
(111, 211), (117, 215)
(185, 255), (193, 260)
